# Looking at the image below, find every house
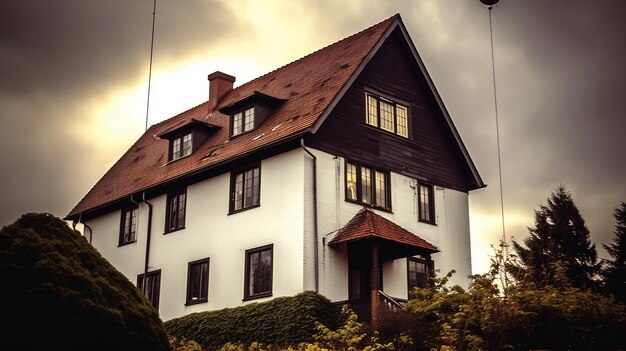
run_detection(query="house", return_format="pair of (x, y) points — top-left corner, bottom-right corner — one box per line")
(66, 14), (484, 322)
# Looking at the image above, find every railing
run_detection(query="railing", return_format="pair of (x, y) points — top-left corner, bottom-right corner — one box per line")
(377, 290), (403, 312)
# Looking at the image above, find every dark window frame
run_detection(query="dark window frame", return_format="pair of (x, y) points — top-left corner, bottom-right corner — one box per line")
(229, 162), (261, 214)
(418, 183), (436, 224)
(365, 92), (410, 139)
(231, 107), (255, 138)
(407, 257), (430, 296)
(118, 205), (138, 246)
(185, 257), (210, 306)
(165, 188), (187, 233)
(169, 132), (193, 161)
(137, 269), (161, 310)
(243, 244), (273, 301)
(344, 160), (392, 211)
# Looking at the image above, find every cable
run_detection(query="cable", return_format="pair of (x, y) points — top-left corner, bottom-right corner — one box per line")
(488, 6), (507, 252)
(145, 0), (157, 131)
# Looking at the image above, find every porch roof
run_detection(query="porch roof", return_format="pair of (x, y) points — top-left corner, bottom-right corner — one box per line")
(328, 208), (438, 253)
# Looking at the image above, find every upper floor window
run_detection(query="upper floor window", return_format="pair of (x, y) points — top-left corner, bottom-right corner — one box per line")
(345, 161), (390, 210)
(230, 164), (260, 213)
(138, 270), (161, 309)
(418, 183), (435, 224)
(366, 93), (409, 138)
(186, 258), (209, 305)
(232, 108), (255, 137)
(171, 133), (193, 161)
(244, 244), (273, 300)
(119, 206), (138, 246)
(408, 257), (429, 294)
(166, 189), (186, 233)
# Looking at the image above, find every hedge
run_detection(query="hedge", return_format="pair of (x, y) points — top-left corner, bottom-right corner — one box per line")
(0, 213), (171, 351)
(164, 291), (338, 350)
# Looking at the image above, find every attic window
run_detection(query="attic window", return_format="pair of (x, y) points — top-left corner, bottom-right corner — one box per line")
(365, 93), (409, 138)
(232, 108), (255, 137)
(171, 133), (193, 161)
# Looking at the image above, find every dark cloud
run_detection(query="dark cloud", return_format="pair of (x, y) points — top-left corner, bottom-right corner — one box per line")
(0, 0), (623, 273)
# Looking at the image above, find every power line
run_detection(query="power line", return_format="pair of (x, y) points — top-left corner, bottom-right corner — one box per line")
(145, 0), (157, 131)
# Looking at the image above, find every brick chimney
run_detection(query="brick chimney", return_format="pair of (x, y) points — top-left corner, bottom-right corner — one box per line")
(207, 71), (236, 111)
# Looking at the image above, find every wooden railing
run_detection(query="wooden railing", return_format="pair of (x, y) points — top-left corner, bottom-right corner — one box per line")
(377, 290), (403, 312)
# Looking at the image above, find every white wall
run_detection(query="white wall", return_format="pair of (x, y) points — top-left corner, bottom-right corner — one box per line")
(307, 148), (473, 302)
(86, 148), (307, 321)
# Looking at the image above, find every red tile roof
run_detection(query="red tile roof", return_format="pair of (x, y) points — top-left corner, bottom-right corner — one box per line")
(67, 14), (401, 218)
(328, 208), (438, 252)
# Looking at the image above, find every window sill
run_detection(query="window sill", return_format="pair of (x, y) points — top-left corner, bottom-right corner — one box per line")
(228, 204), (260, 215)
(363, 124), (412, 141)
(164, 226), (185, 234)
(243, 292), (272, 301)
(345, 199), (392, 213)
(418, 219), (437, 226)
(164, 153), (192, 165)
(118, 240), (137, 247)
(185, 298), (208, 306)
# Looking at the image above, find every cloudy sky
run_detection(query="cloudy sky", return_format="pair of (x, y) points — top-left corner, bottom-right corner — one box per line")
(1, 0), (624, 274)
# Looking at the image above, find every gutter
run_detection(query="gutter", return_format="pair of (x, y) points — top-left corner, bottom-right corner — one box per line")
(300, 139), (319, 293)
(140, 193), (154, 295)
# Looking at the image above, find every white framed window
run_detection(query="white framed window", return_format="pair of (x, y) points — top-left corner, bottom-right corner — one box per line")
(365, 93), (410, 138)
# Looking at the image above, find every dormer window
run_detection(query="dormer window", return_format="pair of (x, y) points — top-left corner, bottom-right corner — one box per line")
(171, 133), (193, 160)
(232, 108), (255, 137)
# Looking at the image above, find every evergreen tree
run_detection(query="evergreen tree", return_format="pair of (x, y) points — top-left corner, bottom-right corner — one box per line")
(510, 186), (600, 289)
(602, 202), (626, 302)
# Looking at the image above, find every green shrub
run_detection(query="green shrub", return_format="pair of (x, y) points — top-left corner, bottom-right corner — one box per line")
(0, 213), (171, 350)
(165, 291), (338, 350)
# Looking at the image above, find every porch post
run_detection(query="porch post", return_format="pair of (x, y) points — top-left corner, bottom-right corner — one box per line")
(371, 243), (380, 327)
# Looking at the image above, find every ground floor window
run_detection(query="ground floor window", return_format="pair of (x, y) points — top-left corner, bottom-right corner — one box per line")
(186, 258), (209, 305)
(138, 270), (161, 309)
(408, 257), (429, 294)
(244, 244), (273, 300)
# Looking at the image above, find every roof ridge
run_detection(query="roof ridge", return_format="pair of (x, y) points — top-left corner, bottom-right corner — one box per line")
(223, 14), (400, 98)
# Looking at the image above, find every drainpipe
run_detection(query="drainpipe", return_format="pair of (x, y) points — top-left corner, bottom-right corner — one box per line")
(74, 213), (93, 244)
(301, 139), (319, 293)
(141, 192), (154, 295)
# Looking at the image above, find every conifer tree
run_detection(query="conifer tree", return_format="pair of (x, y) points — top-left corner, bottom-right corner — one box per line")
(510, 186), (600, 289)
(602, 202), (626, 302)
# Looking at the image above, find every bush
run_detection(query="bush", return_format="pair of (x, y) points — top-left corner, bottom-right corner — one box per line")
(165, 291), (338, 350)
(0, 213), (171, 350)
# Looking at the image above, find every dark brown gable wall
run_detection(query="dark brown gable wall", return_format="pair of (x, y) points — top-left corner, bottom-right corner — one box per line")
(307, 27), (476, 192)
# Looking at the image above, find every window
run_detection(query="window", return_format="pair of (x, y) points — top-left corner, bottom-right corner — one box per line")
(345, 161), (390, 210)
(244, 244), (273, 300)
(230, 164), (260, 213)
(232, 108), (255, 137)
(186, 258), (209, 305)
(418, 183), (435, 224)
(166, 189), (186, 232)
(171, 133), (193, 160)
(138, 270), (161, 309)
(119, 206), (138, 246)
(365, 93), (409, 138)
(408, 257), (429, 293)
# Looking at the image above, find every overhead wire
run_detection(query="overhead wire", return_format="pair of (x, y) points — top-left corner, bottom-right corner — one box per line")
(145, 0), (157, 131)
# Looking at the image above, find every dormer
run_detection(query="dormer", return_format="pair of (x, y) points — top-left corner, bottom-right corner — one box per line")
(158, 119), (221, 162)
(219, 91), (286, 138)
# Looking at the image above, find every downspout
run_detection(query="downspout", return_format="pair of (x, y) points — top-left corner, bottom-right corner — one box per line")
(141, 192), (154, 295)
(74, 212), (93, 244)
(301, 139), (319, 293)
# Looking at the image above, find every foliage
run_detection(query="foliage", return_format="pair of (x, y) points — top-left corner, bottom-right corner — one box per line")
(398, 244), (626, 351)
(170, 336), (204, 351)
(509, 185), (600, 289)
(0, 213), (171, 350)
(602, 201), (626, 302)
(165, 291), (338, 350)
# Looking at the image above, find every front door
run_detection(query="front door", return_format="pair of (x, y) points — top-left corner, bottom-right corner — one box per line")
(348, 244), (372, 321)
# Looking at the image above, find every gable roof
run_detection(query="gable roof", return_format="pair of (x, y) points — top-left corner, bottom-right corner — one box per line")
(328, 208), (438, 252)
(67, 14), (483, 220)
